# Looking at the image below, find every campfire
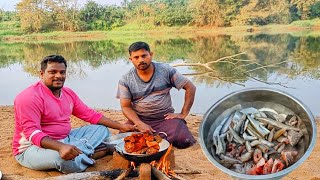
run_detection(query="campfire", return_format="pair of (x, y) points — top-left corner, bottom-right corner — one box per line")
(115, 144), (176, 179)
(48, 132), (201, 180)
(46, 143), (200, 180)
(154, 144), (175, 176)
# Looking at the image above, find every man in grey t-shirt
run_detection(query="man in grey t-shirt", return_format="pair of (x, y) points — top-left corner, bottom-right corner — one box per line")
(116, 41), (196, 148)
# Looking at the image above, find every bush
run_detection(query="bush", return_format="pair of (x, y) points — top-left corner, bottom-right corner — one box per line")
(309, 2), (320, 19)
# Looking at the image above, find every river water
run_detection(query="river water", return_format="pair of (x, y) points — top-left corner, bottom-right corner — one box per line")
(0, 34), (319, 116)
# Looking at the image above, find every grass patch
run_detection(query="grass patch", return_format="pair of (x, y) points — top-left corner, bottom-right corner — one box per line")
(290, 18), (320, 27)
(0, 21), (23, 36)
(1, 19), (320, 43)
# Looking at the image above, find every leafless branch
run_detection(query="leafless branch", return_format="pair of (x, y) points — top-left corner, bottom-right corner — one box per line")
(244, 73), (295, 89)
(207, 52), (246, 65)
(172, 52), (292, 88)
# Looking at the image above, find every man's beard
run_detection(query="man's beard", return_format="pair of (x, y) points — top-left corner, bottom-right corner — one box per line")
(48, 85), (63, 92)
(137, 62), (150, 70)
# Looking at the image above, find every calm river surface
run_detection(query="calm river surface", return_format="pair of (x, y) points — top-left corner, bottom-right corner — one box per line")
(0, 34), (319, 116)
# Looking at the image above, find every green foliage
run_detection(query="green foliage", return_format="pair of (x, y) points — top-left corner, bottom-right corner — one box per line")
(290, 18), (320, 27)
(290, 0), (317, 20)
(309, 1), (320, 19)
(0, 10), (16, 22)
(79, 1), (103, 23)
(219, 0), (250, 26)
(233, 0), (291, 26)
(289, 4), (301, 22)
(5, 0), (320, 33)
(154, 0), (192, 26)
(0, 21), (22, 36)
(79, 2), (125, 30)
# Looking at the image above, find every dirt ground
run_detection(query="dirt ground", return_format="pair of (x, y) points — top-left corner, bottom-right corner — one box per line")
(0, 105), (319, 180)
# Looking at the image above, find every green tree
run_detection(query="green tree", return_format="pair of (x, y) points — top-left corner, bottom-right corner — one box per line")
(309, 1), (320, 19)
(218, 0), (249, 26)
(48, 0), (82, 31)
(79, 1), (103, 26)
(0, 9), (16, 22)
(79, 1), (124, 30)
(290, 0), (316, 20)
(153, 0), (191, 26)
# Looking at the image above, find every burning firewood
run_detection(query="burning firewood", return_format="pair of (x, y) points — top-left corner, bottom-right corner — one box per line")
(151, 166), (171, 180)
(139, 163), (151, 180)
(115, 166), (133, 180)
(156, 144), (175, 176)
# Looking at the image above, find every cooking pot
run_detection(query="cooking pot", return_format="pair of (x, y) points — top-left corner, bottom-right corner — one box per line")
(115, 136), (170, 163)
(199, 88), (317, 180)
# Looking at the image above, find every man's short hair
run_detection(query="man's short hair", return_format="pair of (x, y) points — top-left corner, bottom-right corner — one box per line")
(128, 42), (150, 55)
(41, 55), (67, 71)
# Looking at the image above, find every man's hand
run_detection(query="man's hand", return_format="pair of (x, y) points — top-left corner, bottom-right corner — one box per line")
(58, 144), (83, 160)
(41, 136), (82, 160)
(119, 124), (135, 132)
(164, 113), (186, 120)
(135, 122), (156, 133)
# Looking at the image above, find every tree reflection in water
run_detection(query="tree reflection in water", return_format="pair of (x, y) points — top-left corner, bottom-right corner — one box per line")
(0, 34), (319, 85)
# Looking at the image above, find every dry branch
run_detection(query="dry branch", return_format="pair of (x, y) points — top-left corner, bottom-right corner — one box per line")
(207, 52), (246, 65)
(115, 166), (133, 180)
(172, 52), (292, 88)
(174, 169), (201, 174)
(44, 169), (123, 180)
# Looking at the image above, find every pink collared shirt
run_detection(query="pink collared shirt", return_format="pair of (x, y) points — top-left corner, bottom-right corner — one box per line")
(12, 81), (103, 155)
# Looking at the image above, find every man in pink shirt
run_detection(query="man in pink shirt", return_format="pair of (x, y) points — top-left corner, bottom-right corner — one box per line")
(13, 55), (135, 173)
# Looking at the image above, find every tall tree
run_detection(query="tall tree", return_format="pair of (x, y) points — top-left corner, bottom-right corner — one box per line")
(16, 0), (47, 32)
(234, 0), (291, 25)
(187, 0), (224, 26)
(154, 0), (191, 26)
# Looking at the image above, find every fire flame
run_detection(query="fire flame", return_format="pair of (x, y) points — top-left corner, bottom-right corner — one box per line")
(127, 144), (175, 178)
(155, 144), (175, 176)
(131, 161), (136, 170)
(150, 160), (156, 166)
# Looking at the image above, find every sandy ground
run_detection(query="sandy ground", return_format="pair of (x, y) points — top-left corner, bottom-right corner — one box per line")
(0, 105), (319, 180)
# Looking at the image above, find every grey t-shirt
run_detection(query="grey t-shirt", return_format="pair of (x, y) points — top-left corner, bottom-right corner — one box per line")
(116, 62), (189, 121)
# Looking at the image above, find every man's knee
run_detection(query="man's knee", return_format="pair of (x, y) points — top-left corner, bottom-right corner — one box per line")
(87, 124), (110, 138)
(173, 134), (196, 149)
(95, 124), (109, 133)
(16, 147), (62, 171)
(171, 120), (196, 149)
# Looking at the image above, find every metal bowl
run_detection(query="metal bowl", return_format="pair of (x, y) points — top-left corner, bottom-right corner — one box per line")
(199, 88), (317, 180)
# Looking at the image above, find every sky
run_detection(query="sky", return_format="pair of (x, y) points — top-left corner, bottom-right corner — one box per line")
(0, 0), (122, 11)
